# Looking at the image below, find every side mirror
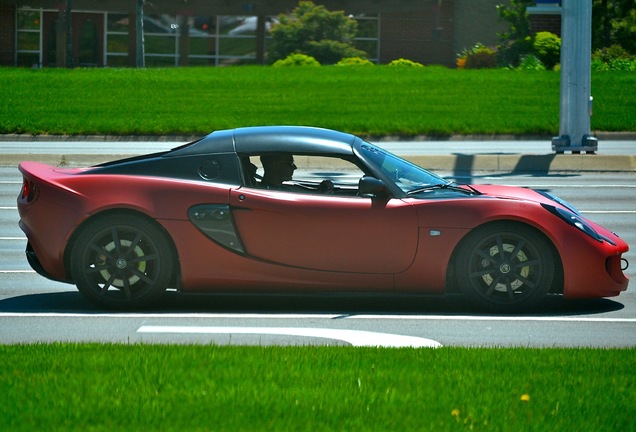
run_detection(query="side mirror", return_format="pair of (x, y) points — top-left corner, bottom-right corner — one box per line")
(358, 176), (390, 198)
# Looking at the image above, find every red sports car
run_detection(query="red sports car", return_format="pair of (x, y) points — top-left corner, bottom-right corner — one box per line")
(17, 126), (629, 311)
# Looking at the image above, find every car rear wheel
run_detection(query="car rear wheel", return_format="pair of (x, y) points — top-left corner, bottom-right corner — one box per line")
(70, 214), (173, 309)
(455, 223), (554, 312)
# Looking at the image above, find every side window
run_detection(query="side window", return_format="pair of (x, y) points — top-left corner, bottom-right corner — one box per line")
(243, 154), (366, 196)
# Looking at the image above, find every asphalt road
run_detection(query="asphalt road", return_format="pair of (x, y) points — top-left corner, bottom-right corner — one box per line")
(1, 141), (635, 348)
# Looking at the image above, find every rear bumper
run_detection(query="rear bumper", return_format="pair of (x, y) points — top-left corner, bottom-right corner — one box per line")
(25, 242), (70, 283)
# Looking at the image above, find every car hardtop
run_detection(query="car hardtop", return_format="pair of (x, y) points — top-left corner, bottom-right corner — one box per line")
(84, 126), (364, 182)
(168, 125), (358, 158)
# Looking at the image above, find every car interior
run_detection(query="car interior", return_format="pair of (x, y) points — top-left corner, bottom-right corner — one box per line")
(241, 154), (367, 196)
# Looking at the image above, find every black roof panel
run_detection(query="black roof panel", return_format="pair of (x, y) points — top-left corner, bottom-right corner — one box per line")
(167, 126), (356, 157)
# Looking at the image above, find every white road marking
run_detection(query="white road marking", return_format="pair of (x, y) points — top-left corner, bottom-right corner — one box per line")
(0, 207), (18, 210)
(137, 325), (443, 348)
(0, 312), (342, 319)
(1, 312), (635, 323)
(581, 210), (636, 214)
(0, 270), (35, 273)
(349, 315), (636, 323)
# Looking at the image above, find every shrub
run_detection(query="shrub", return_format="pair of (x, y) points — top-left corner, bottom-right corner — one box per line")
(268, 1), (365, 65)
(592, 44), (636, 71)
(533, 31), (561, 70)
(463, 43), (497, 69)
(272, 53), (321, 67)
(517, 54), (546, 71)
(608, 58), (636, 71)
(497, 36), (533, 68)
(387, 58), (424, 67)
(592, 44), (631, 62)
(592, 58), (636, 72)
(591, 58), (610, 71)
(306, 39), (366, 65)
(335, 57), (374, 66)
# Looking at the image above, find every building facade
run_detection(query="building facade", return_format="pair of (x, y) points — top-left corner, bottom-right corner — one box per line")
(0, 0), (507, 68)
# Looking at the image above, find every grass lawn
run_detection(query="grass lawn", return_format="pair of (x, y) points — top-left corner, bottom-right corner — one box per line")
(1, 344), (634, 431)
(1, 67), (634, 137)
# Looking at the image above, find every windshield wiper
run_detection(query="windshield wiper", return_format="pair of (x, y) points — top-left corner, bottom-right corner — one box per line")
(407, 181), (479, 196)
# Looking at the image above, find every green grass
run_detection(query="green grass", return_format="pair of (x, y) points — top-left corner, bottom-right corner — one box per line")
(1, 67), (634, 136)
(1, 344), (634, 431)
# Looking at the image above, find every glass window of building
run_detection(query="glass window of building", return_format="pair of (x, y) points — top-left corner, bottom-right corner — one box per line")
(217, 16), (258, 65)
(106, 13), (129, 67)
(143, 14), (179, 67)
(16, 9), (42, 67)
(186, 15), (216, 66)
(353, 14), (379, 63)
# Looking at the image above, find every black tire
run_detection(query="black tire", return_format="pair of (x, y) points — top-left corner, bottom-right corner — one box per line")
(455, 223), (555, 312)
(70, 214), (174, 309)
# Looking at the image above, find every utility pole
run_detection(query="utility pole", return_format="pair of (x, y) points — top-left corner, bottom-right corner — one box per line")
(135, 0), (145, 68)
(551, 0), (597, 154)
(65, 0), (72, 68)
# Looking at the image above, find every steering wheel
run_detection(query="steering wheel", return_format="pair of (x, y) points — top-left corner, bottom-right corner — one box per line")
(318, 180), (334, 194)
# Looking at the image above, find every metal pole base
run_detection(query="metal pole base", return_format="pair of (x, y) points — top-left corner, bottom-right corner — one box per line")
(552, 135), (598, 154)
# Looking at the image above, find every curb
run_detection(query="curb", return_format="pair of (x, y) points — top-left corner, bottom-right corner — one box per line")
(408, 154), (636, 173)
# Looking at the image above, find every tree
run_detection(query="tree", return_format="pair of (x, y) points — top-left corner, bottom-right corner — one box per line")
(268, 1), (366, 65)
(495, 0), (533, 67)
(496, 0), (635, 65)
(593, 0), (636, 54)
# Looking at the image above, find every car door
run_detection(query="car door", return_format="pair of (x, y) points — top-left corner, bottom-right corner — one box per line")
(229, 188), (418, 274)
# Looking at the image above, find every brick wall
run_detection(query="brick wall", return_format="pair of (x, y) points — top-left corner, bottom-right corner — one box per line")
(379, 0), (455, 66)
(0, 5), (16, 66)
(530, 15), (562, 36)
(453, 0), (504, 54)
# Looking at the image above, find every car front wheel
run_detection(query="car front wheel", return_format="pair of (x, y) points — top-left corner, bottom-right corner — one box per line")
(455, 223), (555, 312)
(70, 214), (174, 309)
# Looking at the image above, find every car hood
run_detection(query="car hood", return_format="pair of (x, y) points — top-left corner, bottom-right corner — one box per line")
(469, 184), (562, 206)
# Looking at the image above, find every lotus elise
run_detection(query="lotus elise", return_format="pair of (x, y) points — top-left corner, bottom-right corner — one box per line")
(17, 126), (629, 310)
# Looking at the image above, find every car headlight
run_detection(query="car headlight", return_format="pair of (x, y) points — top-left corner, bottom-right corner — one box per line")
(535, 190), (580, 214)
(541, 204), (611, 244)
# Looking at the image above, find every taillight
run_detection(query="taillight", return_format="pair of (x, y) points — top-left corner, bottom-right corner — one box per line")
(20, 178), (38, 203)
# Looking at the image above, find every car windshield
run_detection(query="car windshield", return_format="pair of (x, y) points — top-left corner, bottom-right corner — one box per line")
(357, 142), (447, 193)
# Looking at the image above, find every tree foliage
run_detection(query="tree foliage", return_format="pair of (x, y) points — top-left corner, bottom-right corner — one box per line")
(496, 0), (635, 62)
(496, 0), (532, 42)
(268, 1), (366, 65)
(495, 0), (533, 67)
(491, 0), (636, 70)
(593, 0), (636, 54)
